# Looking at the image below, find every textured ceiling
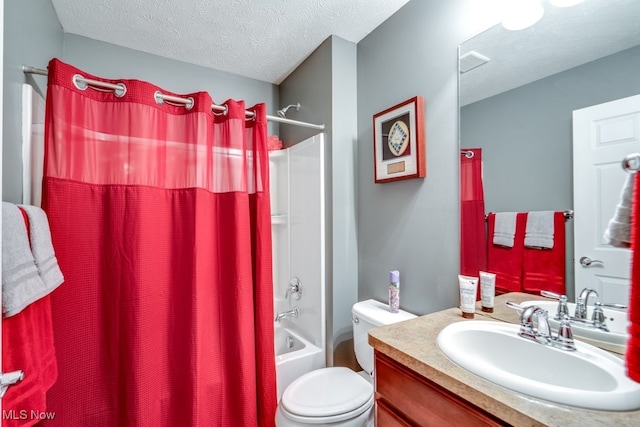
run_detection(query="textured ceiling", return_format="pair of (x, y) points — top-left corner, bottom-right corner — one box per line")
(51, 0), (410, 84)
(460, 0), (640, 106)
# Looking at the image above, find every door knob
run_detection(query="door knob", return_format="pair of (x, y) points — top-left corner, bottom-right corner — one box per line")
(579, 256), (603, 267)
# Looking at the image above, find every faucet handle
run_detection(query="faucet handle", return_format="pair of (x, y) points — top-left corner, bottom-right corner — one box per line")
(555, 315), (577, 351)
(507, 302), (538, 338)
(556, 295), (570, 320)
(539, 291), (571, 321)
(285, 277), (303, 300)
(540, 290), (562, 300)
(591, 302), (610, 332)
(601, 302), (627, 310)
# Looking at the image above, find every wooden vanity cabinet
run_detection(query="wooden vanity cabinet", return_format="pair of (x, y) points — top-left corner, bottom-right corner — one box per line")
(374, 350), (507, 426)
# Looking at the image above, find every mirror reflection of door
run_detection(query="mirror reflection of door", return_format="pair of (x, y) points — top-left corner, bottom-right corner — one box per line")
(573, 94), (640, 305)
(459, 0), (640, 301)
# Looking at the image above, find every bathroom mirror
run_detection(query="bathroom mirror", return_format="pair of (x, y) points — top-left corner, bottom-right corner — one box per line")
(459, 0), (640, 301)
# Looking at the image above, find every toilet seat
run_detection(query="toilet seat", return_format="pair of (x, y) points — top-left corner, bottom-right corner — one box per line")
(280, 367), (373, 424)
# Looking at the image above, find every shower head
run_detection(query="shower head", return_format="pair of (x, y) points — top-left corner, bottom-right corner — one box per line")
(276, 103), (301, 118)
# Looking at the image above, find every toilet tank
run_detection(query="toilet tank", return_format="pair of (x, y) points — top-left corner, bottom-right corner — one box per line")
(352, 299), (416, 374)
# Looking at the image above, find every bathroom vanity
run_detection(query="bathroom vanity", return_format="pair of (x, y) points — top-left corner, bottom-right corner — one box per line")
(369, 292), (640, 426)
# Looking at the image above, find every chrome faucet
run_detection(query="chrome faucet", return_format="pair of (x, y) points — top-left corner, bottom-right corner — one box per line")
(507, 302), (576, 351)
(275, 308), (299, 322)
(575, 288), (599, 319)
(542, 289), (621, 333)
(519, 305), (552, 344)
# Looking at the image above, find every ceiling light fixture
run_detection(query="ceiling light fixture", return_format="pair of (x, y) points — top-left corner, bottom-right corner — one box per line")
(549, 0), (585, 7)
(502, 0), (544, 31)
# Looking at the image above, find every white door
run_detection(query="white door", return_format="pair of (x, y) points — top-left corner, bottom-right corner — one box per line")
(573, 94), (640, 305)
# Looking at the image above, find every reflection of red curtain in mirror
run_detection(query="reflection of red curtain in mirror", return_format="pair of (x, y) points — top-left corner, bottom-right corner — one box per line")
(460, 148), (487, 294)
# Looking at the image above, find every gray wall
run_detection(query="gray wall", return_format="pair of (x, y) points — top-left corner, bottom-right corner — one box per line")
(357, 0), (480, 316)
(3, 0), (63, 203)
(328, 37), (358, 349)
(279, 36), (359, 362)
(461, 44), (640, 300)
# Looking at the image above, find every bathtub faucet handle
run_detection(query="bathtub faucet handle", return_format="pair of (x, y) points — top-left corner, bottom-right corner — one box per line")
(285, 277), (303, 301)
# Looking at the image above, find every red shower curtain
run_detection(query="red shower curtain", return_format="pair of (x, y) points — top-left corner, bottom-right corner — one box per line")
(41, 59), (276, 426)
(460, 148), (487, 289)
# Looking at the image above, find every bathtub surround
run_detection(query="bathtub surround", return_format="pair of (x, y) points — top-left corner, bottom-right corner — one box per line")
(271, 136), (326, 355)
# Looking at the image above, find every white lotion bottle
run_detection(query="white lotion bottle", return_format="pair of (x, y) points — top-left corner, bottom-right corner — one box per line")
(458, 275), (479, 318)
(479, 271), (496, 313)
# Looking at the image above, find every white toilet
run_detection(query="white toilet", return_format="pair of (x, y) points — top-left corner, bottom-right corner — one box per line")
(275, 299), (416, 426)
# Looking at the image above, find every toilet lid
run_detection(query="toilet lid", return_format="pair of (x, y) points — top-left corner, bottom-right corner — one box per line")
(281, 367), (373, 418)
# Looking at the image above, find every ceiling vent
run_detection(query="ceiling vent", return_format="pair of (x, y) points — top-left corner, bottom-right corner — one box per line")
(459, 51), (490, 73)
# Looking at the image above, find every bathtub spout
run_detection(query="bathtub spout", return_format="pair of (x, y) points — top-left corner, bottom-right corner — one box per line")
(275, 308), (299, 322)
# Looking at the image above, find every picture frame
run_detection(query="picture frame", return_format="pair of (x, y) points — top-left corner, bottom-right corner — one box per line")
(372, 96), (426, 183)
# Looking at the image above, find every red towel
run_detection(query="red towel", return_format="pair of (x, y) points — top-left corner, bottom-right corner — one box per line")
(522, 212), (566, 295)
(1, 209), (58, 426)
(627, 173), (640, 382)
(487, 212), (526, 294)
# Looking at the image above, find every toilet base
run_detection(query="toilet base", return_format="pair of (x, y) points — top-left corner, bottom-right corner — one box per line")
(275, 404), (373, 427)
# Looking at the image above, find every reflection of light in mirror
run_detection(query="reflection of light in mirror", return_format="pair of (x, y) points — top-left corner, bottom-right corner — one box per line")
(502, 0), (544, 31)
(550, 0), (585, 7)
(459, 0), (506, 37)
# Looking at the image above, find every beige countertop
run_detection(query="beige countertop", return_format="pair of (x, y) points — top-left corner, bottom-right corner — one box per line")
(368, 292), (640, 426)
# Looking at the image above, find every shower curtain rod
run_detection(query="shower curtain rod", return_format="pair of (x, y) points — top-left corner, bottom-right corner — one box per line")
(22, 65), (325, 131)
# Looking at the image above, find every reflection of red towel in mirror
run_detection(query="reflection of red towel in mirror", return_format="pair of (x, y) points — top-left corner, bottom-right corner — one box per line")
(627, 173), (640, 382)
(487, 212), (526, 294)
(522, 212), (566, 295)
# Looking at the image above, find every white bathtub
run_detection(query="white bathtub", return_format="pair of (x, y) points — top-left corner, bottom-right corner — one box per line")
(274, 324), (324, 399)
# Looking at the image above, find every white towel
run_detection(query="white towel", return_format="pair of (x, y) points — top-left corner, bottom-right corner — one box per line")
(604, 174), (634, 248)
(493, 212), (517, 247)
(1, 202), (48, 317)
(525, 211), (555, 249)
(18, 205), (64, 291)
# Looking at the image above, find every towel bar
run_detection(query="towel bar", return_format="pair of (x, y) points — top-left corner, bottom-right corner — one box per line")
(485, 210), (573, 221)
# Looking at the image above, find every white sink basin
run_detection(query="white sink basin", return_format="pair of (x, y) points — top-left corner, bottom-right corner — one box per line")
(521, 299), (628, 351)
(436, 320), (640, 411)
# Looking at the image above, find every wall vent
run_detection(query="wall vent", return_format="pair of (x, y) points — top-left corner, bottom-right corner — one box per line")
(459, 51), (490, 73)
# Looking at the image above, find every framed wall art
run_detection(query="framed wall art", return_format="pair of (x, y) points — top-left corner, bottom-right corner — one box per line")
(372, 96), (426, 183)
